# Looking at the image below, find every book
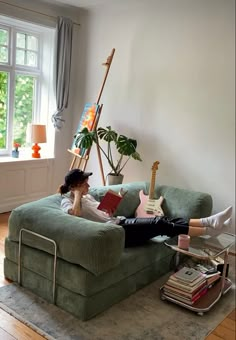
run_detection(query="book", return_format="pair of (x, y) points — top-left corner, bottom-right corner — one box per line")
(207, 274), (221, 287)
(166, 274), (206, 292)
(191, 285), (208, 301)
(163, 286), (208, 305)
(97, 189), (125, 213)
(170, 272), (206, 287)
(164, 280), (207, 296)
(163, 291), (194, 305)
(205, 271), (221, 279)
(174, 267), (202, 283)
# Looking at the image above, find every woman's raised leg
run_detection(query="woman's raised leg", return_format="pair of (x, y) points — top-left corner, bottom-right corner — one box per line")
(189, 206), (232, 229)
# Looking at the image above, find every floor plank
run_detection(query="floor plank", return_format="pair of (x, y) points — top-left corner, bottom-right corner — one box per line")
(205, 334), (224, 340)
(213, 324), (235, 340)
(228, 309), (236, 321)
(0, 326), (16, 340)
(0, 309), (45, 340)
(220, 318), (235, 331)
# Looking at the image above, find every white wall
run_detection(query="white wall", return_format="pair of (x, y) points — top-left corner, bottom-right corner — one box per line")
(75, 0), (235, 230)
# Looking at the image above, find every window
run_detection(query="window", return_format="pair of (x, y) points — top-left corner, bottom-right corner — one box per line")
(0, 16), (55, 156)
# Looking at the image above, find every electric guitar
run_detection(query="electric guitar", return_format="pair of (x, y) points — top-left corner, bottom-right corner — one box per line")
(135, 161), (164, 218)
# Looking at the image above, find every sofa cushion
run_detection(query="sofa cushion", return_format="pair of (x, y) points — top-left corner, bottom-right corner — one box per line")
(90, 182), (212, 219)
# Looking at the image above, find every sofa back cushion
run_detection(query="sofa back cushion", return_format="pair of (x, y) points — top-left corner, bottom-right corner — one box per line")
(89, 182), (213, 219)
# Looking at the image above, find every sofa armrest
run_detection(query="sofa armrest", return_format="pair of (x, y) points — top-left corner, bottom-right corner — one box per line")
(8, 194), (125, 276)
(156, 185), (212, 219)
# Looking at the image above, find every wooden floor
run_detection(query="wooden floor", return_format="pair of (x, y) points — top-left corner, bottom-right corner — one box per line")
(0, 212), (235, 340)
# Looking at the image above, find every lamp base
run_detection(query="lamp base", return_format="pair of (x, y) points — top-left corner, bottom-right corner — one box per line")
(32, 143), (41, 158)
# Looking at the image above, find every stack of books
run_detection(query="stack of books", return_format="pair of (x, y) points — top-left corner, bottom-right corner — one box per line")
(163, 267), (208, 305)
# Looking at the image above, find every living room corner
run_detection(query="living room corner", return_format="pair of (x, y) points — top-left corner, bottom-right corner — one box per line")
(0, 0), (235, 339)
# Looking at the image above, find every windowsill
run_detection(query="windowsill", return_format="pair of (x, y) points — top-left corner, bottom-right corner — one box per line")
(0, 147), (55, 163)
(0, 155), (54, 163)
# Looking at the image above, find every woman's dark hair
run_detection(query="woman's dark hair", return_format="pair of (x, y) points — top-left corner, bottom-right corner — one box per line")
(58, 183), (69, 195)
(58, 169), (92, 195)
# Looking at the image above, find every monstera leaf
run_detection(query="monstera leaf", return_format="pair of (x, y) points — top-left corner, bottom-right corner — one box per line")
(97, 126), (117, 143)
(73, 125), (142, 176)
(74, 127), (95, 149)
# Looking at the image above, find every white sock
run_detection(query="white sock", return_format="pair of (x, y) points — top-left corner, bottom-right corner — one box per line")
(206, 217), (232, 237)
(223, 218), (232, 229)
(206, 226), (226, 237)
(201, 206), (233, 229)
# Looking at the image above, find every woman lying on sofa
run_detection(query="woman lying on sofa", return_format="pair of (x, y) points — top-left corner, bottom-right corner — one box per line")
(59, 169), (232, 247)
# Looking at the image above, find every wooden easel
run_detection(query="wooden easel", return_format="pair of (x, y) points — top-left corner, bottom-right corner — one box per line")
(68, 48), (115, 185)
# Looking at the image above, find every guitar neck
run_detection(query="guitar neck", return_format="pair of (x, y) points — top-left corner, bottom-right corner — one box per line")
(148, 171), (156, 199)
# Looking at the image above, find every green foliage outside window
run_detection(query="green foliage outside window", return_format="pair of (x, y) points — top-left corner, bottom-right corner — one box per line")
(13, 75), (34, 146)
(0, 72), (7, 148)
(0, 72), (35, 149)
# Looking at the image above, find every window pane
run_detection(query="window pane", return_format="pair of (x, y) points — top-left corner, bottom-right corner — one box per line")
(16, 49), (25, 65)
(16, 33), (26, 48)
(0, 28), (8, 45)
(0, 71), (8, 149)
(0, 46), (8, 63)
(26, 51), (37, 67)
(13, 74), (36, 146)
(27, 35), (38, 51)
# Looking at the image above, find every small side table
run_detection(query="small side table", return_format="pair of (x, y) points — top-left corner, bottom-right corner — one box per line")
(160, 232), (236, 315)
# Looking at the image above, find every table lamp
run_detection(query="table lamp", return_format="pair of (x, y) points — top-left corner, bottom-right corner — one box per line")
(31, 124), (47, 158)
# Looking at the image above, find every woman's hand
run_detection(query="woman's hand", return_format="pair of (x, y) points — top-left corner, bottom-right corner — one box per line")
(73, 187), (83, 197)
(70, 185), (84, 216)
(72, 182), (88, 197)
(106, 207), (116, 217)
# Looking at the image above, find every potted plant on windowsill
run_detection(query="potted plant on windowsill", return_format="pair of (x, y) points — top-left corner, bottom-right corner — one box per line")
(74, 126), (142, 185)
(12, 142), (21, 158)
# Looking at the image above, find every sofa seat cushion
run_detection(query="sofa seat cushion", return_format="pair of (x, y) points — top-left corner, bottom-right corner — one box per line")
(8, 194), (125, 276)
(5, 236), (173, 296)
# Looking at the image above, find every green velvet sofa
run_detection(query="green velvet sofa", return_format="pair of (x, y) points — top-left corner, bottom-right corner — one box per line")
(4, 181), (212, 320)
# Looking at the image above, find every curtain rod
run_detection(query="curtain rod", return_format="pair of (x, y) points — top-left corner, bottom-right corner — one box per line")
(0, 0), (80, 26)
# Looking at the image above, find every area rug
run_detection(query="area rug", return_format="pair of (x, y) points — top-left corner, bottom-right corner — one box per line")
(0, 269), (235, 340)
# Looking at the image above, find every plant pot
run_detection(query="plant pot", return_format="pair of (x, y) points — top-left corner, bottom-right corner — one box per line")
(106, 174), (124, 186)
(12, 149), (19, 158)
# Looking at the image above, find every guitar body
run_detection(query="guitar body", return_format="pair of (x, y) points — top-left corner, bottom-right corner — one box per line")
(135, 190), (164, 218)
(135, 161), (164, 218)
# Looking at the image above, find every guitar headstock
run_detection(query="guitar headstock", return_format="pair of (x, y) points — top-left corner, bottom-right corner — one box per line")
(151, 161), (160, 172)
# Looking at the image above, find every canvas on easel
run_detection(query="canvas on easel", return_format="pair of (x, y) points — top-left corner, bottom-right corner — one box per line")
(70, 103), (101, 157)
(68, 103), (103, 170)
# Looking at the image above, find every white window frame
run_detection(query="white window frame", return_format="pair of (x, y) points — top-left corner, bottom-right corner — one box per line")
(0, 15), (55, 158)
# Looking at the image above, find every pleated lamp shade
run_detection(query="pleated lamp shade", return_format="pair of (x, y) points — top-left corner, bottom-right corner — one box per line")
(31, 124), (47, 143)
(31, 124), (47, 158)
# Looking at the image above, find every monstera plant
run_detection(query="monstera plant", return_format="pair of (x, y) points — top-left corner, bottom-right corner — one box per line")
(74, 126), (142, 183)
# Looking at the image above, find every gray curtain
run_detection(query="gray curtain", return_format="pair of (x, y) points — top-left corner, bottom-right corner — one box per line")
(51, 16), (73, 130)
